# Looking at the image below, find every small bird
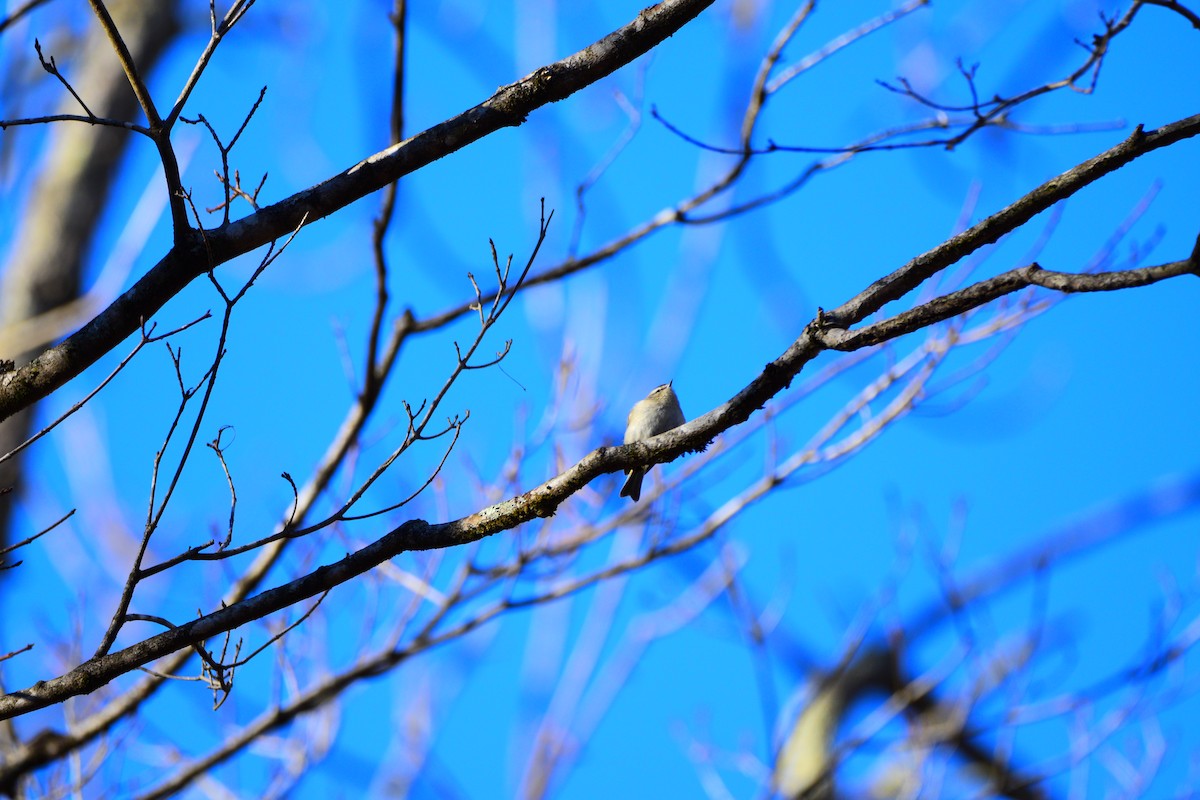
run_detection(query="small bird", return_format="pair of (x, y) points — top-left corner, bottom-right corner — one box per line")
(620, 382), (686, 502)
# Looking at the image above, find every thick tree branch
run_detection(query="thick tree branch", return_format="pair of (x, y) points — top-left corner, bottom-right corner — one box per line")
(0, 0), (716, 425)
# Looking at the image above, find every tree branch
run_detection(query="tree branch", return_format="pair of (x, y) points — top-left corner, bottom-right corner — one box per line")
(815, 253), (1200, 351)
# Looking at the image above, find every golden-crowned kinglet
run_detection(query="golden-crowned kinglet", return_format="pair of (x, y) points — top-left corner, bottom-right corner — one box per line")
(620, 381), (686, 502)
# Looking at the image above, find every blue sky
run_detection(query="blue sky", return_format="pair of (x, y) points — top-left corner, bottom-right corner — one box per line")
(2, 1), (1199, 797)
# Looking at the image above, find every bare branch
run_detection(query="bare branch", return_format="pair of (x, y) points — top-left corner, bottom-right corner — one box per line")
(814, 255), (1198, 352)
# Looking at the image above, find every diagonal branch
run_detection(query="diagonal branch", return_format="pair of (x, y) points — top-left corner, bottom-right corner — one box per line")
(85, 0), (163, 129)
(815, 252), (1200, 351)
